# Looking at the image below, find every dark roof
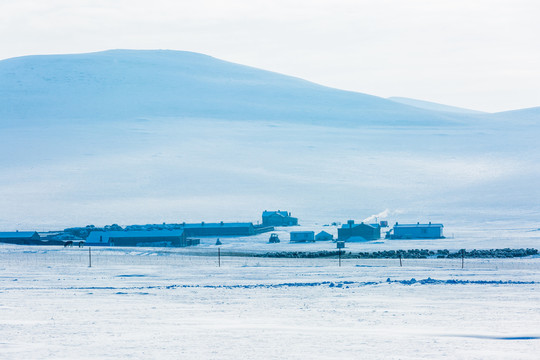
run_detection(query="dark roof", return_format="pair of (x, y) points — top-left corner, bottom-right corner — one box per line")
(0, 231), (38, 238)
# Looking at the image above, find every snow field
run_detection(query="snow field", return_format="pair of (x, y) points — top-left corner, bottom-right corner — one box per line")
(1, 246), (539, 359)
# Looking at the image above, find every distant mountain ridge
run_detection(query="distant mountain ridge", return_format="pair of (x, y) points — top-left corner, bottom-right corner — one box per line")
(0, 49), (479, 127)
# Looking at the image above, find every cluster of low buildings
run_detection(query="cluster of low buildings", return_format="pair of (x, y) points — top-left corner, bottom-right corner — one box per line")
(286, 220), (444, 244)
(0, 210), (445, 248)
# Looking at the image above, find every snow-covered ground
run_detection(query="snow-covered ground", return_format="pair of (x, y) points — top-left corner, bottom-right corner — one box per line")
(1, 244), (539, 359)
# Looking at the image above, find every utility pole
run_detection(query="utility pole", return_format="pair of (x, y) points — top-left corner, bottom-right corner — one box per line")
(88, 247), (92, 268)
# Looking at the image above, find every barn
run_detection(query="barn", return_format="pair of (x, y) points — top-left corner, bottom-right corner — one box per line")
(0, 231), (41, 245)
(85, 229), (188, 247)
(338, 220), (381, 241)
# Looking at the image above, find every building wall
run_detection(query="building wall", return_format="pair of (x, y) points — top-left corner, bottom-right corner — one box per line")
(392, 225), (443, 239)
(109, 235), (186, 247)
(290, 231), (315, 242)
(86, 230), (187, 246)
(338, 223), (380, 241)
(182, 225), (255, 236)
(0, 232), (41, 245)
(315, 231), (333, 241)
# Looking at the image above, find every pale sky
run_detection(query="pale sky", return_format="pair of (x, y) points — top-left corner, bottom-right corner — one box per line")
(1, 0), (539, 112)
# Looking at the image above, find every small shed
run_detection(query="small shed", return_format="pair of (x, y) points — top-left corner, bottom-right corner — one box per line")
(315, 231), (333, 241)
(290, 231), (315, 243)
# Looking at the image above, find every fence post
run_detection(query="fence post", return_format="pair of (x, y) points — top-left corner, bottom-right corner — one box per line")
(399, 254), (402, 267)
(89, 247), (92, 268)
(338, 249), (341, 267)
(461, 249), (465, 269)
(218, 247), (221, 267)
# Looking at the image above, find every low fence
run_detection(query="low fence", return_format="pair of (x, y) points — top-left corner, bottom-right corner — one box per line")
(0, 246), (538, 271)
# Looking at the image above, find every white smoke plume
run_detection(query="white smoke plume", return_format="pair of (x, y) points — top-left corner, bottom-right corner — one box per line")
(363, 209), (391, 223)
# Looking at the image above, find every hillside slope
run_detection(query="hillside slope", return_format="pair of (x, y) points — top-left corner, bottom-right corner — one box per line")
(492, 106), (540, 124)
(0, 50), (539, 233)
(388, 97), (486, 115)
(0, 49), (470, 126)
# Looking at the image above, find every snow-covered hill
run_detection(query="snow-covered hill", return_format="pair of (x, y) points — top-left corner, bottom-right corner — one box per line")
(492, 106), (540, 125)
(1, 49), (474, 127)
(388, 96), (486, 115)
(0, 50), (539, 239)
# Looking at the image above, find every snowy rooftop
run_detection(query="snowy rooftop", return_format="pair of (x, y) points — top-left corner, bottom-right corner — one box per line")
(394, 223), (444, 228)
(181, 222), (253, 229)
(92, 230), (184, 237)
(262, 211), (290, 217)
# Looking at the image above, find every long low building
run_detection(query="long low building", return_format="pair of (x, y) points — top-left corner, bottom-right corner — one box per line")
(180, 222), (257, 236)
(0, 231), (41, 244)
(388, 222), (444, 239)
(125, 222), (273, 236)
(86, 230), (188, 247)
(0, 231), (67, 246)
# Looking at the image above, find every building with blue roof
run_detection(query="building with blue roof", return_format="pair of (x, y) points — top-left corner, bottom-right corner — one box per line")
(0, 231), (41, 245)
(86, 229), (188, 247)
(262, 210), (298, 226)
(388, 222), (444, 239)
(338, 220), (381, 241)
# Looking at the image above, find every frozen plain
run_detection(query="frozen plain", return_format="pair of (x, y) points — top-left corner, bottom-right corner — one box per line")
(1, 244), (539, 359)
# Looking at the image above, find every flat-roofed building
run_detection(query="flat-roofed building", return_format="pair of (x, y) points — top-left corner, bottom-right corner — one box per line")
(86, 229), (187, 247)
(389, 222), (444, 239)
